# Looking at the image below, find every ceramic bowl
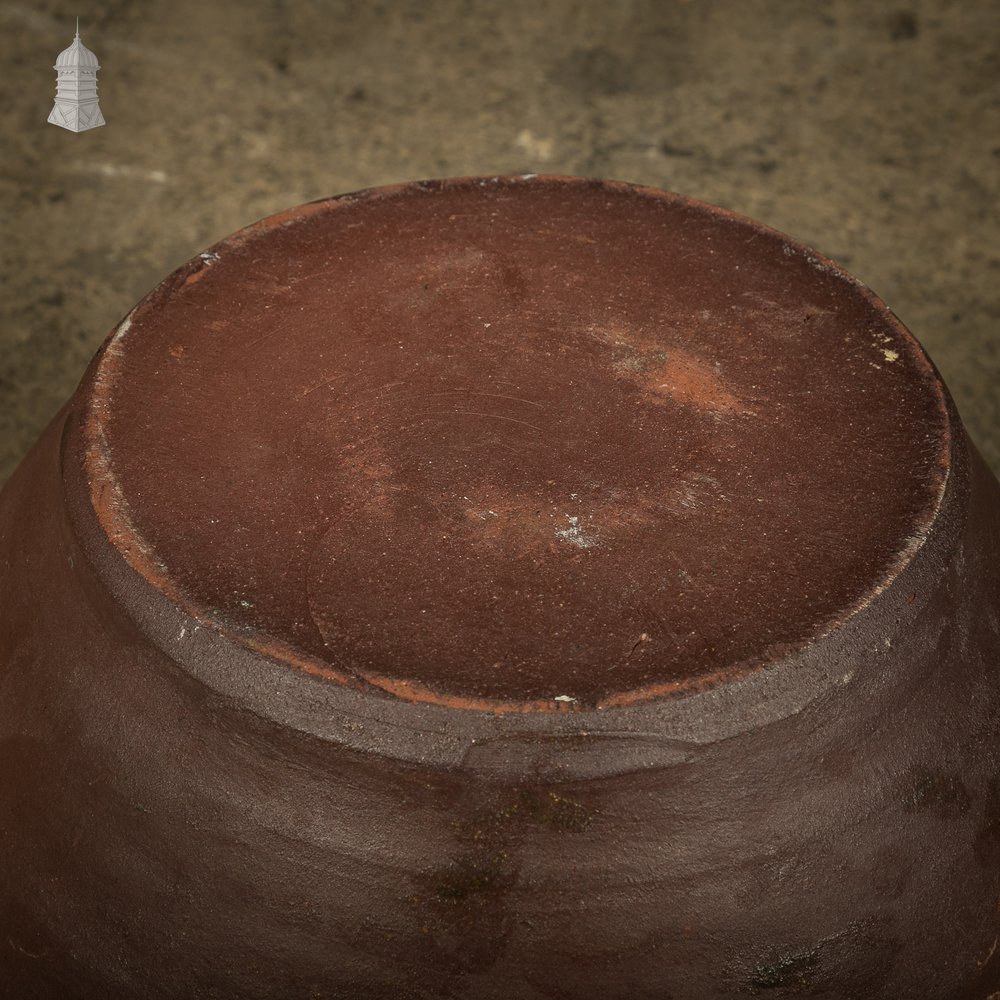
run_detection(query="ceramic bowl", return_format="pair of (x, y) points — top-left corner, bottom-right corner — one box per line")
(2, 176), (999, 999)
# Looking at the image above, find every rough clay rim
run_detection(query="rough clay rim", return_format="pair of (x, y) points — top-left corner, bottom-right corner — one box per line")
(72, 174), (954, 718)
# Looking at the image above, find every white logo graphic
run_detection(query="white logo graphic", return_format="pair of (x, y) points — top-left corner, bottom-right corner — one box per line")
(48, 18), (106, 132)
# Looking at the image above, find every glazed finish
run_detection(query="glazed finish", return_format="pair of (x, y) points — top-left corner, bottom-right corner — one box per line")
(1, 178), (999, 999)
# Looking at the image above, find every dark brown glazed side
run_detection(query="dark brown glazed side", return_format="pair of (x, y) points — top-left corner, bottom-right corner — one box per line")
(1, 177), (999, 999)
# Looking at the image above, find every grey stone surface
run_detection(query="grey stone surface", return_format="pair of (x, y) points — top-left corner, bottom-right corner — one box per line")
(1, 0), (997, 485)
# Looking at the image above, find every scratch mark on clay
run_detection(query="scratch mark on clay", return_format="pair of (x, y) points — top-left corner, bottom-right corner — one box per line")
(979, 936), (998, 968)
(302, 371), (347, 396)
(244, 325), (291, 351)
(418, 409), (544, 432)
(425, 389), (546, 409)
(7, 936), (44, 960)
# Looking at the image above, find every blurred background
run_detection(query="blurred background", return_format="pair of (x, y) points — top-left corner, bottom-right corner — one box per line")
(1, 0), (998, 484)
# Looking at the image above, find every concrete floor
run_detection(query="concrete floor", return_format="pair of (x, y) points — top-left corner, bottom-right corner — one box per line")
(1, 0), (998, 485)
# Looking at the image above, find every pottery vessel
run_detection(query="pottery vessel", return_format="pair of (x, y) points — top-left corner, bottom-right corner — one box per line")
(1, 176), (999, 999)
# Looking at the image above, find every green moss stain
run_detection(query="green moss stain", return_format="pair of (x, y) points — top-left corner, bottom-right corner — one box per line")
(902, 766), (971, 819)
(518, 789), (594, 832)
(748, 950), (818, 991)
(433, 853), (509, 902)
(455, 787), (595, 844)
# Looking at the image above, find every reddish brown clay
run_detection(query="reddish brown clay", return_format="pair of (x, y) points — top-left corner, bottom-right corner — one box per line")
(1, 176), (999, 998)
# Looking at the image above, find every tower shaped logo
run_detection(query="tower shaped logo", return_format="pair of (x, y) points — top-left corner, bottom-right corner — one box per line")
(48, 19), (106, 132)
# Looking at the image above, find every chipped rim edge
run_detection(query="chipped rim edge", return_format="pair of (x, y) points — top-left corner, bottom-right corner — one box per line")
(62, 174), (959, 745)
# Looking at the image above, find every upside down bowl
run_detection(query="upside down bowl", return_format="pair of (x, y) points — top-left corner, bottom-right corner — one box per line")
(1, 176), (999, 999)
